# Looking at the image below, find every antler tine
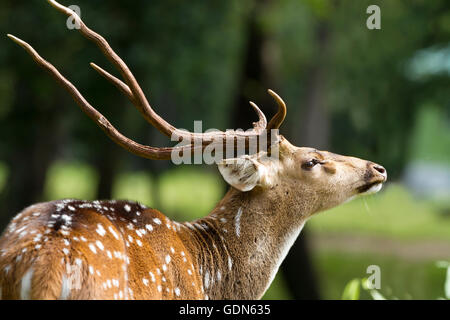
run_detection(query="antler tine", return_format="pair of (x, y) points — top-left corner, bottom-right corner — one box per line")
(266, 89), (287, 130)
(249, 101), (267, 130)
(7, 33), (199, 160)
(47, 0), (177, 138)
(90, 62), (137, 105)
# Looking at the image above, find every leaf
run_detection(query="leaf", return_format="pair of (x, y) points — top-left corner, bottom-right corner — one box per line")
(341, 279), (360, 300)
(445, 266), (450, 300)
(436, 261), (450, 268)
(369, 289), (387, 300)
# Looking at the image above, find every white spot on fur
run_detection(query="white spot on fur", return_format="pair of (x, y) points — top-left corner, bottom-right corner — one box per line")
(174, 287), (180, 296)
(96, 240), (104, 251)
(165, 255), (171, 264)
(228, 256), (233, 271)
(145, 224), (153, 232)
(124, 204), (131, 212)
(89, 243), (97, 254)
(204, 271), (210, 289)
(96, 224), (106, 237)
(108, 226), (119, 240)
(235, 207), (242, 237)
(153, 218), (162, 225)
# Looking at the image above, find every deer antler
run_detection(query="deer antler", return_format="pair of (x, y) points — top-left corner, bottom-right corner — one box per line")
(8, 0), (287, 160)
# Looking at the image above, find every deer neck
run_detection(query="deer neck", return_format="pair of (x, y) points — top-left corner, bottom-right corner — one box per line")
(180, 187), (309, 300)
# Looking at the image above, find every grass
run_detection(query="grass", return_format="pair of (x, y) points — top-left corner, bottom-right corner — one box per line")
(308, 183), (450, 241)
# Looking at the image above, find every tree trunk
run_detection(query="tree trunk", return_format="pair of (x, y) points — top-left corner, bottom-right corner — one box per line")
(282, 20), (333, 300)
(232, 1), (320, 300)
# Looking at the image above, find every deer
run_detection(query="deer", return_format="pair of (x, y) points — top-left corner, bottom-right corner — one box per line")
(0, 0), (387, 300)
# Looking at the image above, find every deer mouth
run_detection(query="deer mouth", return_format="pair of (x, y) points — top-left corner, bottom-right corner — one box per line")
(357, 180), (384, 195)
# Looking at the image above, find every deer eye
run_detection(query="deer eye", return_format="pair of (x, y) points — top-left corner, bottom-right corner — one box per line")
(301, 159), (320, 170)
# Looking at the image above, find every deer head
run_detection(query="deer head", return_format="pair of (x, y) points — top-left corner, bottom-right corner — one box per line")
(218, 137), (386, 216)
(1, 0), (387, 300)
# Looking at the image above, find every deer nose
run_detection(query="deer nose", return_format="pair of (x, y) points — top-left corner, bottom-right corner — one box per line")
(371, 163), (387, 181)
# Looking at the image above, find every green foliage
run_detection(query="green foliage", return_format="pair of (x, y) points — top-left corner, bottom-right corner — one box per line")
(340, 261), (450, 300)
(436, 261), (450, 299)
(261, 273), (293, 300)
(409, 106), (450, 165)
(112, 171), (154, 207)
(43, 161), (98, 201)
(318, 251), (445, 300)
(0, 162), (8, 195)
(341, 279), (361, 300)
(159, 167), (225, 221)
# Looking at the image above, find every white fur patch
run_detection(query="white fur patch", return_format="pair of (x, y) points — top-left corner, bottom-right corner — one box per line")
(20, 268), (34, 300)
(60, 275), (71, 300)
(235, 207), (243, 238)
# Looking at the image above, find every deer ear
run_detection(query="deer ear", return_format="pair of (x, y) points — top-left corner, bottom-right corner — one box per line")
(218, 156), (265, 192)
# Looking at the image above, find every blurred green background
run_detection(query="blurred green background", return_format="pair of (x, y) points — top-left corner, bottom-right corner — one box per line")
(0, 0), (449, 299)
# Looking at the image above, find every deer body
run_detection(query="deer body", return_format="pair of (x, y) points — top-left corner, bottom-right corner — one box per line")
(0, 191), (299, 300)
(1, 1), (387, 300)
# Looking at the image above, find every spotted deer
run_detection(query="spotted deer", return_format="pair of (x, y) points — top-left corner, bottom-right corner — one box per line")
(0, 0), (387, 300)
